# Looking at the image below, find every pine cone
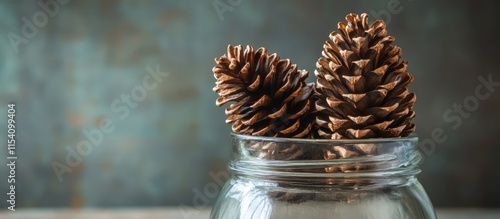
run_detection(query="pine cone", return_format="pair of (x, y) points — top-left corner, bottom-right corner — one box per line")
(315, 13), (416, 139)
(213, 45), (315, 138)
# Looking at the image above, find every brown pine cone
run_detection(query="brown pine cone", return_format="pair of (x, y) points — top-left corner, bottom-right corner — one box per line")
(315, 13), (416, 139)
(213, 45), (315, 138)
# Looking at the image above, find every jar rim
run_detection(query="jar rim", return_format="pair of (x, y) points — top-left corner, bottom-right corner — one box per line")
(231, 132), (418, 144)
(229, 132), (422, 184)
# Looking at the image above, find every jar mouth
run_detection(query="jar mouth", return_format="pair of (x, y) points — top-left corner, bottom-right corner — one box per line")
(229, 133), (422, 185)
(230, 158), (422, 178)
(231, 132), (418, 144)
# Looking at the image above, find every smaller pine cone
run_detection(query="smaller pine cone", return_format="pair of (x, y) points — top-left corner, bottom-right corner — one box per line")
(315, 13), (416, 139)
(213, 45), (315, 138)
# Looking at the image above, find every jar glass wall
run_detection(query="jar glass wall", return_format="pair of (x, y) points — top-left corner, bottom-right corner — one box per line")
(210, 133), (436, 219)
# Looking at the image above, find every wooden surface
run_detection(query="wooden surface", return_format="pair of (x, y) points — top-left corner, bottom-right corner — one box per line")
(0, 208), (499, 219)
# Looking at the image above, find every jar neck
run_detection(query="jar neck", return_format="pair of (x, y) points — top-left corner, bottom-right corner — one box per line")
(229, 133), (421, 188)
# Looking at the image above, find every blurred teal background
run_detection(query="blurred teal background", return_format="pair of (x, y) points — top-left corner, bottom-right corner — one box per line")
(0, 0), (499, 209)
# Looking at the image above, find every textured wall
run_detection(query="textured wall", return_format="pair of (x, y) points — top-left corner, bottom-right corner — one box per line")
(0, 0), (499, 208)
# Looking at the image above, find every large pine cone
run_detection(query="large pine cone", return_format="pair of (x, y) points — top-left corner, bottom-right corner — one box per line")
(315, 13), (416, 139)
(213, 45), (315, 138)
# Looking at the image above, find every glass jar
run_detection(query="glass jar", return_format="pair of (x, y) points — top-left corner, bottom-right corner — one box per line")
(210, 133), (436, 219)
